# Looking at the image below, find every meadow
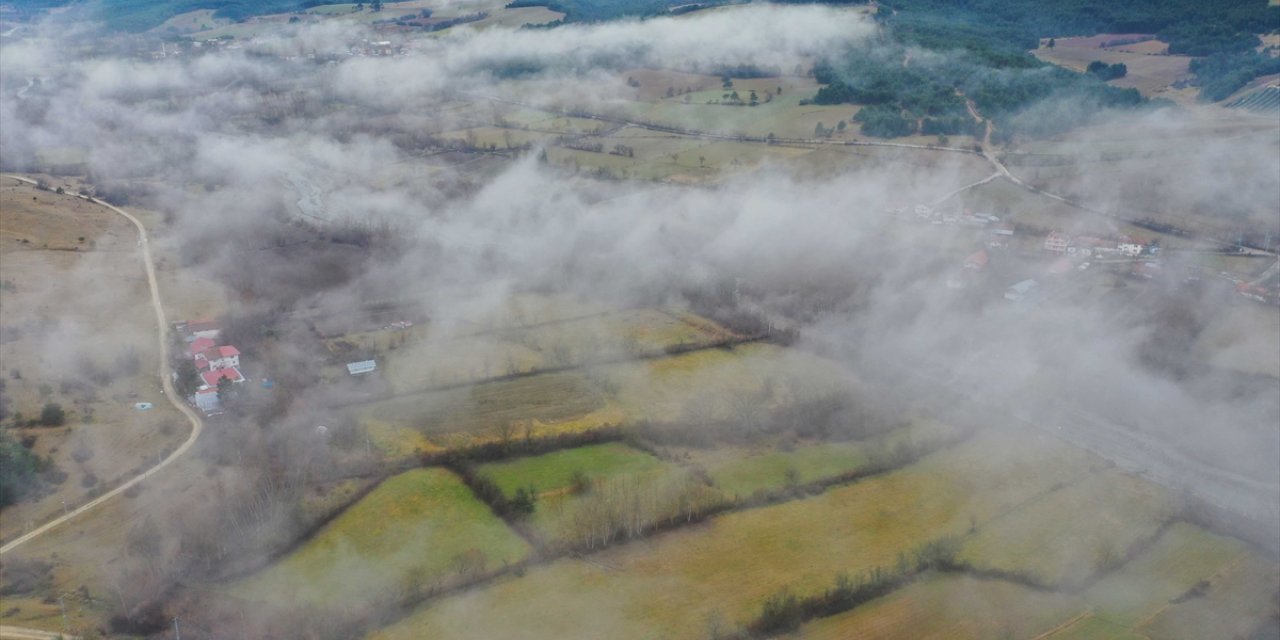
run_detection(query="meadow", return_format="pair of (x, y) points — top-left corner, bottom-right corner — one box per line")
(231, 468), (530, 608)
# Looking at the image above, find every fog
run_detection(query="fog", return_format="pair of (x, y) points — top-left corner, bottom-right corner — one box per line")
(1, 3), (1277, 637)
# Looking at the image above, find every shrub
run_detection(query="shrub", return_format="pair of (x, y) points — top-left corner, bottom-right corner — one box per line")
(39, 403), (65, 426)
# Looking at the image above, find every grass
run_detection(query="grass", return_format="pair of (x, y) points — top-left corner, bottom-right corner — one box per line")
(1084, 521), (1250, 626)
(795, 574), (1086, 640)
(1136, 555), (1280, 640)
(358, 372), (609, 447)
(369, 428), (1103, 639)
(1043, 614), (1146, 640)
(0, 180), (190, 543)
(232, 468), (530, 608)
(479, 442), (667, 497)
(958, 469), (1177, 589)
(696, 419), (957, 497)
(606, 342), (855, 423)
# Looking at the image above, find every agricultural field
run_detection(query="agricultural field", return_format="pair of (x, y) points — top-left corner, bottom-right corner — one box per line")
(688, 418), (958, 497)
(0, 179), (190, 544)
(1083, 522), (1252, 626)
(795, 574), (1086, 640)
(357, 342), (852, 455)
(1032, 39), (1195, 102)
(958, 470), (1177, 589)
(368, 428), (1108, 639)
(358, 371), (615, 452)
(479, 442), (667, 497)
(1135, 554), (1280, 640)
(231, 467), (531, 608)
(330, 305), (735, 393)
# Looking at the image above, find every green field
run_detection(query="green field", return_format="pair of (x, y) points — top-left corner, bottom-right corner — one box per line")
(368, 428), (1102, 639)
(796, 575), (1086, 640)
(480, 442), (668, 497)
(232, 468), (530, 608)
(1044, 615), (1145, 640)
(959, 470), (1176, 589)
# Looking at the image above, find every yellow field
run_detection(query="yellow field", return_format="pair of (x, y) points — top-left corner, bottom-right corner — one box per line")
(369, 428), (1101, 639)
(1135, 553), (1280, 640)
(960, 470), (1177, 588)
(231, 468), (530, 608)
(796, 575), (1085, 640)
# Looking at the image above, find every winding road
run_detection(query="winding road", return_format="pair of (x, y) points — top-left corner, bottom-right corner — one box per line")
(0, 175), (204, 557)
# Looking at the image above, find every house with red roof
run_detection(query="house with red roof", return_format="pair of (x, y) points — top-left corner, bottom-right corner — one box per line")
(964, 250), (989, 270)
(200, 367), (244, 390)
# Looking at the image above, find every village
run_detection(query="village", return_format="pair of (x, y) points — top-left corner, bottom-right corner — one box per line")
(896, 201), (1280, 308)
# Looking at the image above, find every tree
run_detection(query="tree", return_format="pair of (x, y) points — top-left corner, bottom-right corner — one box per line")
(722, 75), (733, 89)
(0, 428), (41, 506)
(40, 402), (65, 426)
(371, 0), (383, 11)
(1047, 38), (1055, 48)
(509, 485), (537, 517)
(174, 358), (199, 397)
(749, 90), (759, 106)
(836, 120), (847, 131)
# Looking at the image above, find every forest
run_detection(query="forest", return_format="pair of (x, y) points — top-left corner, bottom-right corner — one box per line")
(809, 43), (1148, 140)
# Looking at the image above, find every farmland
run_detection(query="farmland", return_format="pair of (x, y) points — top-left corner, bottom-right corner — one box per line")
(959, 470), (1177, 588)
(368, 429), (1112, 639)
(479, 442), (667, 497)
(795, 575), (1086, 640)
(231, 468), (530, 608)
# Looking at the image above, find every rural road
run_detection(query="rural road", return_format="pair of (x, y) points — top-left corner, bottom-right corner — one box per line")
(0, 175), (204, 556)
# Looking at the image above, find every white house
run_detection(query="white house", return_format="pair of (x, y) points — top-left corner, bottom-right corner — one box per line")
(193, 389), (221, 413)
(199, 345), (241, 370)
(1118, 242), (1144, 257)
(347, 360), (377, 375)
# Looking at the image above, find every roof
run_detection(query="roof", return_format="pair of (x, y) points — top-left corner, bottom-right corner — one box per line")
(196, 359), (211, 370)
(187, 320), (219, 332)
(217, 345), (240, 358)
(347, 360), (377, 375)
(202, 367), (244, 387)
(965, 250), (989, 268)
(189, 337), (216, 355)
(1008, 279), (1039, 293)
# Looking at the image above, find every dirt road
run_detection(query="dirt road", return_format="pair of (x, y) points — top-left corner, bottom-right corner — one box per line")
(0, 175), (204, 556)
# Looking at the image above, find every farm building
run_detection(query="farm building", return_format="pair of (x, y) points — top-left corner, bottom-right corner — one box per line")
(347, 360), (377, 375)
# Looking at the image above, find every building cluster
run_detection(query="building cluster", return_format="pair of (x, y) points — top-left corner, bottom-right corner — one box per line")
(176, 320), (246, 414)
(1042, 231), (1157, 259)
